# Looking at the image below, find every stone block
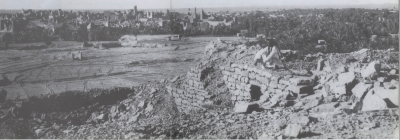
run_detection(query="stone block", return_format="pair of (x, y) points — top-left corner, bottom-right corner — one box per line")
(374, 87), (398, 106)
(362, 89), (387, 111)
(234, 90), (241, 96)
(260, 85), (267, 92)
(228, 77), (235, 83)
(237, 64), (243, 69)
(249, 80), (259, 86)
(269, 82), (278, 89)
(332, 85), (347, 98)
(200, 90), (210, 96)
(290, 115), (310, 126)
(235, 68), (241, 74)
(243, 91), (251, 97)
(249, 72), (256, 80)
(289, 77), (314, 86)
(270, 76), (281, 83)
(279, 79), (291, 86)
(237, 95), (244, 101)
(338, 72), (356, 85)
(197, 95), (205, 101)
(351, 83), (373, 100)
(235, 84), (242, 90)
(193, 81), (199, 87)
(255, 74), (262, 82)
(235, 79), (240, 84)
(361, 61), (380, 78)
(260, 77), (270, 85)
(284, 124), (302, 138)
(241, 71), (249, 77)
(389, 69), (398, 75)
(288, 85), (313, 94)
(247, 67), (253, 72)
(177, 89), (184, 94)
(233, 74), (238, 80)
(243, 85), (251, 92)
(223, 75), (228, 81)
(189, 79), (194, 86)
(262, 71), (272, 78)
(234, 103), (259, 113)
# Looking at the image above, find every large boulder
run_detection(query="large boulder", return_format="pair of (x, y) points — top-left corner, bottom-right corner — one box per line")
(234, 102), (259, 113)
(351, 83), (373, 100)
(337, 72), (356, 85)
(283, 124), (303, 138)
(330, 72), (356, 98)
(362, 89), (387, 111)
(373, 87), (398, 107)
(361, 61), (381, 78)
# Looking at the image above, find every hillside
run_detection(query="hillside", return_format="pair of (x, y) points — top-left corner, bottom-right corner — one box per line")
(0, 40), (398, 139)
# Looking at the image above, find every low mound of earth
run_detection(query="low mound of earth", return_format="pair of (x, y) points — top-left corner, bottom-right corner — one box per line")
(0, 40), (398, 139)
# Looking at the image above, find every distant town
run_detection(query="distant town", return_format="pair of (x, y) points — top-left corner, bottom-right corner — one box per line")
(0, 5), (398, 52)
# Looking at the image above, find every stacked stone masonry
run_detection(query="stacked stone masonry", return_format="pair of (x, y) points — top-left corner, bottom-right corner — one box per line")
(167, 64), (214, 112)
(220, 63), (316, 105)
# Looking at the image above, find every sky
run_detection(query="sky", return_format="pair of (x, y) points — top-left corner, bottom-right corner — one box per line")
(0, 0), (397, 9)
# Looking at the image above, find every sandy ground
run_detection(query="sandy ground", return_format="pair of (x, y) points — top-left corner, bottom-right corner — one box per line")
(0, 36), (243, 100)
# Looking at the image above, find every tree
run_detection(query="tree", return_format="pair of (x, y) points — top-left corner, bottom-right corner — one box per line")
(2, 33), (13, 48)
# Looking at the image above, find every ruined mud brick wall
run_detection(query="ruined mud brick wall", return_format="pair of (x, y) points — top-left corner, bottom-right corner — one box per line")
(220, 63), (316, 106)
(166, 62), (215, 112)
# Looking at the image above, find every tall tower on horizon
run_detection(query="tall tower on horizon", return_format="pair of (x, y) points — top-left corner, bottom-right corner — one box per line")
(134, 5), (137, 14)
(195, 7), (197, 19)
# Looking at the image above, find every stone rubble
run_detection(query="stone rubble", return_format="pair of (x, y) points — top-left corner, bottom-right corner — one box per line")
(0, 41), (398, 139)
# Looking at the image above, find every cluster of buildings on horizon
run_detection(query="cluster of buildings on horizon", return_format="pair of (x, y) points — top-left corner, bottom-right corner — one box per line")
(0, 5), (398, 42)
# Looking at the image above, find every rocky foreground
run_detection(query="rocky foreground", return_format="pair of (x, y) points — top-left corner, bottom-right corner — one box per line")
(0, 40), (398, 139)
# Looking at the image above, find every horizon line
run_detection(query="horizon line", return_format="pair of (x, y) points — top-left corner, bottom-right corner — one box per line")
(0, 3), (397, 11)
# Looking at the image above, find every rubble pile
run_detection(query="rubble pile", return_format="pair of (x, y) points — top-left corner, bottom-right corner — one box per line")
(0, 40), (398, 139)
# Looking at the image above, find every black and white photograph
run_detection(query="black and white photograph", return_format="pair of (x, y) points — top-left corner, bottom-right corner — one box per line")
(0, 0), (398, 139)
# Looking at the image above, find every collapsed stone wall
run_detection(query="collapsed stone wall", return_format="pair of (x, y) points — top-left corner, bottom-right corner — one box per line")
(220, 63), (316, 112)
(166, 62), (215, 112)
(167, 40), (399, 115)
